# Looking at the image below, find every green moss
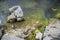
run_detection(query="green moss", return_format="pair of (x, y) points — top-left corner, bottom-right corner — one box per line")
(55, 9), (60, 19)
(21, 0), (37, 8)
(25, 32), (35, 40)
(23, 2), (37, 8)
(56, 13), (60, 19)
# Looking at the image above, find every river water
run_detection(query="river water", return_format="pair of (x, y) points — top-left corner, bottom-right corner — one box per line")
(0, 0), (57, 25)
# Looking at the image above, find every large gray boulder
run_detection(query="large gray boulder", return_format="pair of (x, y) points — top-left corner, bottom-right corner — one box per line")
(7, 5), (24, 22)
(1, 25), (36, 40)
(1, 29), (25, 40)
(43, 19), (60, 40)
(1, 33), (25, 40)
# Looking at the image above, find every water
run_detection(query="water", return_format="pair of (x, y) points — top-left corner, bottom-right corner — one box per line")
(0, 0), (58, 25)
(0, 9), (8, 25)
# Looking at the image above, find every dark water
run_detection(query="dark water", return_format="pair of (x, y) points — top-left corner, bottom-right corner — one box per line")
(0, 0), (59, 25)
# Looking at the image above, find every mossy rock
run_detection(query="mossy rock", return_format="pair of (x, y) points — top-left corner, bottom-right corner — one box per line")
(56, 13), (60, 19)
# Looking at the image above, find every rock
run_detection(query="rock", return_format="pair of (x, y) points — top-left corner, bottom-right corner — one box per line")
(7, 5), (24, 22)
(43, 36), (53, 40)
(1, 25), (36, 40)
(36, 32), (42, 40)
(17, 17), (24, 22)
(2, 25), (36, 39)
(1, 33), (25, 40)
(7, 13), (16, 20)
(1, 29), (25, 40)
(7, 13), (17, 23)
(7, 12), (15, 21)
(0, 21), (4, 39)
(15, 26), (35, 38)
(43, 19), (60, 40)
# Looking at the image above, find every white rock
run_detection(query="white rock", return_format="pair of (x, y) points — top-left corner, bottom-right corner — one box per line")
(43, 36), (53, 40)
(36, 32), (42, 40)
(17, 18), (23, 21)
(1, 33), (25, 40)
(9, 5), (23, 17)
(8, 5), (23, 21)
(7, 13), (16, 20)
(44, 19), (60, 39)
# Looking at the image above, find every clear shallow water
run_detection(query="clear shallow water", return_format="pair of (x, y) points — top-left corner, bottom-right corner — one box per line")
(0, 0), (58, 25)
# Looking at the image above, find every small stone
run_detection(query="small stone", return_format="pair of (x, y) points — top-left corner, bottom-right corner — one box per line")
(36, 32), (42, 40)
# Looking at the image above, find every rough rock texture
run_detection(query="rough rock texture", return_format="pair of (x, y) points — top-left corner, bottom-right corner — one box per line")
(43, 36), (53, 40)
(36, 32), (42, 40)
(1, 29), (25, 40)
(7, 13), (16, 20)
(7, 5), (23, 22)
(43, 19), (60, 40)
(1, 26), (35, 40)
(1, 33), (25, 40)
